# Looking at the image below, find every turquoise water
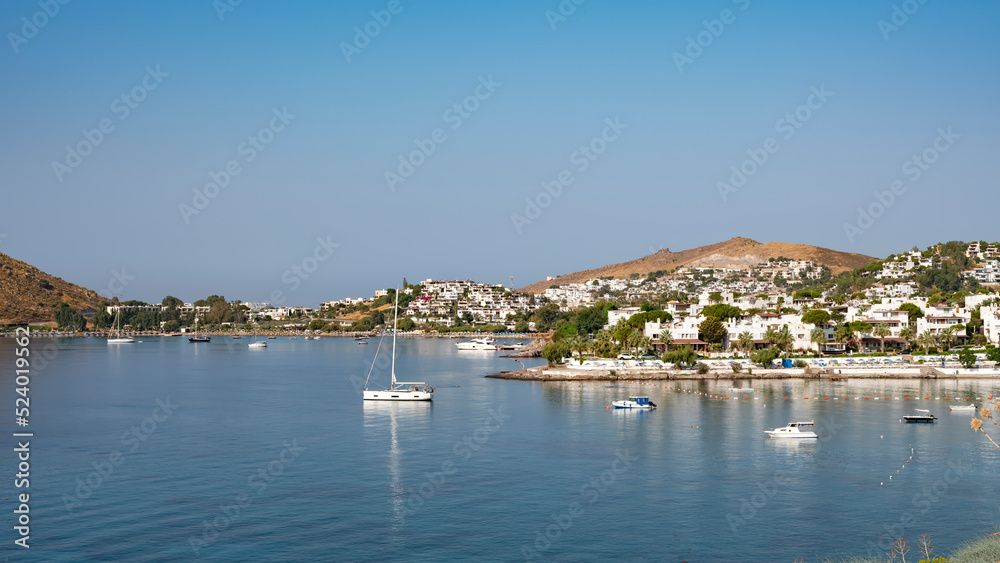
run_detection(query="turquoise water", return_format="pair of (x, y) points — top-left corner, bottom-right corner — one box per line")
(2, 336), (999, 562)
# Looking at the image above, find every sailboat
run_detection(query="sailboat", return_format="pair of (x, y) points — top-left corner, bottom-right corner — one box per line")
(107, 306), (135, 344)
(248, 314), (266, 348)
(188, 310), (211, 342)
(362, 288), (433, 401)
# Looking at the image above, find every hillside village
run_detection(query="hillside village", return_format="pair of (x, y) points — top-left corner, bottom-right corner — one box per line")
(10, 241), (1000, 357)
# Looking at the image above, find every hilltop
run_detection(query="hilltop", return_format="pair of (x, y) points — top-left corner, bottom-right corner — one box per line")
(519, 237), (878, 293)
(0, 252), (110, 325)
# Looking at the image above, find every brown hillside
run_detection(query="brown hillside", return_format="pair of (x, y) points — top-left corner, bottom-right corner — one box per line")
(518, 237), (878, 293)
(0, 252), (110, 324)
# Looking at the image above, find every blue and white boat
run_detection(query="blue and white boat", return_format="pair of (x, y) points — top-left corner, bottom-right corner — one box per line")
(612, 396), (656, 409)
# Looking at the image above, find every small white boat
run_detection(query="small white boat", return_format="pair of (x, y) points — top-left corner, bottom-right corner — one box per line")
(949, 404), (976, 412)
(765, 421), (818, 439)
(107, 307), (135, 344)
(248, 341), (267, 349)
(729, 387), (754, 393)
(455, 337), (497, 351)
(612, 396), (656, 409)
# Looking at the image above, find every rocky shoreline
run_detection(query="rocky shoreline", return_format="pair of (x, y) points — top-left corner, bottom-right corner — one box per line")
(487, 365), (997, 381)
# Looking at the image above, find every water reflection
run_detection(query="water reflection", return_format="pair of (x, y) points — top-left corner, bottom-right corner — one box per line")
(362, 402), (432, 530)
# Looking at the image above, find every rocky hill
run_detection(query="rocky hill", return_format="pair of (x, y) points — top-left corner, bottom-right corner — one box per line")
(519, 237), (878, 293)
(0, 252), (110, 325)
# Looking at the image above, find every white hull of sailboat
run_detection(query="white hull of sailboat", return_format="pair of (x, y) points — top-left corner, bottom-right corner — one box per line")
(248, 341), (267, 348)
(107, 337), (135, 344)
(363, 389), (433, 401)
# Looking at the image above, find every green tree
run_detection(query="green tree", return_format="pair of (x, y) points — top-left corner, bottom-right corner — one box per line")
(848, 321), (873, 352)
(775, 325), (793, 357)
(986, 347), (1000, 364)
(800, 309), (830, 327)
(750, 346), (780, 367)
(700, 304), (741, 320)
(899, 326), (914, 350)
(698, 316), (727, 344)
(834, 324), (852, 350)
(564, 335), (589, 364)
(542, 341), (571, 365)
(163, 320), (180, 332)
(658, 330), (674, 352)
(873, 323), (891, 353)
(737, 331), (755, 357)
(514, 319), (530, 333)
(575, 304), (609, 334)
(916, 330), (936, 354)
(308, 319), (328, 331)
(958, 348), (977, 369)
(708, 292), (723, 304)
(55, 302), (86, 331)
(940, 326), (957, 349)
(531, 303), (562, 332)
(899, 303), (923, 327)
(161, 295), (183, 309)
(810, 327), (828, 354)
(663, 345), (698, 369)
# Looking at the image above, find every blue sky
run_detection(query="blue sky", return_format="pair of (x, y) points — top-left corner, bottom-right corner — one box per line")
(1, 0), (998, 306)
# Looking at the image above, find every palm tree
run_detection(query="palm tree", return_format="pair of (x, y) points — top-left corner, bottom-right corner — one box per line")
(940, 326), (957, 349)
(899, 326), (914, 350)
(776, 325), (793, 357)
(873, 323), (891, 354)
(764, 326), (779, 350)
(834, 324), (852, 353)
(810, 327), (828, 354)
(658, 330), (674, 353)
(737, 331), (755, 357)
(634, 335), (652, 357)
(564, 335), (589, 364)
(916, 330), (936, 354)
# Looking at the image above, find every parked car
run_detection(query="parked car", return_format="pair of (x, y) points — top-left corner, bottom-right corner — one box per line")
(617, 354), (634, 360)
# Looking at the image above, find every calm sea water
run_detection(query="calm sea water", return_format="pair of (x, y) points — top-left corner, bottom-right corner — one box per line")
(1, 336), (999, 562)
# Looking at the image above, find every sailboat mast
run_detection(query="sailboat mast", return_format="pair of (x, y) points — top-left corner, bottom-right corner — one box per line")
(390, 287), (399, 386)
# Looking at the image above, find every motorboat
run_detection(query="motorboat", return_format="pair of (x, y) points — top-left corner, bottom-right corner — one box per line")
(267, 336), (277, 339)
(455, 337), (497, 351)
(764, 421), (818, 439)
(611, 396), (656, 409)
(949, 404), (976, 412)
(248, 340), (267, 349)
(363, 288), (434, 402)
(903, 409), (937, 423)
(188, 312), (210, 343)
